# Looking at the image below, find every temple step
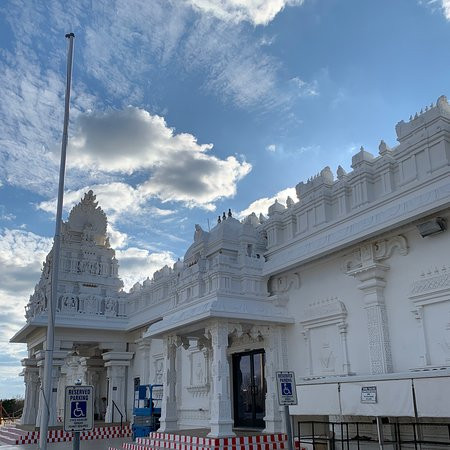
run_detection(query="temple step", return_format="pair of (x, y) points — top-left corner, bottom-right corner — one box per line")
(0, 424), (132, 445)
(132, 432), (289, 450)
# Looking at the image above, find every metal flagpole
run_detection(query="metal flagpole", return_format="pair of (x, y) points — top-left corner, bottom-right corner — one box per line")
(39, 32), (75, 450)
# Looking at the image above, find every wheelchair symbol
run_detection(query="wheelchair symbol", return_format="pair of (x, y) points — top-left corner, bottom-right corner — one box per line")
(71, 401), (86, 418)
(281, 382), (292, 396)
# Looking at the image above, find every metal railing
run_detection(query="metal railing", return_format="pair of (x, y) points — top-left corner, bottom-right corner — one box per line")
(111, 400), (124, 436)
(297, 420), (450, 449)
(0, 403), (23, 426)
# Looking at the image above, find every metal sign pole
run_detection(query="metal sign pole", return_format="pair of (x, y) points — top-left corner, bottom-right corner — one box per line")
(73, 431), (80, 450)
(39, 32), (75, 450)
(73, 380), (82, 450)
(276, 372), (297, 450)
(284, 406), (294, 450)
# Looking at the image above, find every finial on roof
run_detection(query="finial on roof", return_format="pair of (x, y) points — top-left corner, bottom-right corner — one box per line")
(259, 213), (266, 223)
(337, 165), (347, 180)
(228, 208), (232, 217)
(437, 95), (448, 108)
(222, 211), (226, 220)
(217, 215), (221, 224)
(378, 139), (391, 156)
(286, 196), (294, 208)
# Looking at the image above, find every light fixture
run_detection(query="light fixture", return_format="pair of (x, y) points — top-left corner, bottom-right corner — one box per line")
(417, 217), (447, 237)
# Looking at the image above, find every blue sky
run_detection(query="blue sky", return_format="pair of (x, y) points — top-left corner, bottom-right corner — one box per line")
(0, 0), (449, 398)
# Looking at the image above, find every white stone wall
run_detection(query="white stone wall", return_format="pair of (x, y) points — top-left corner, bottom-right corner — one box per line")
(277, 216), (450, 380)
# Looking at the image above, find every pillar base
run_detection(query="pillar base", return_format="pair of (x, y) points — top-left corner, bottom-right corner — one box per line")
(207, 420), (235, 438)
(263, 418), (283, 434)
(158, 418), (179, 432)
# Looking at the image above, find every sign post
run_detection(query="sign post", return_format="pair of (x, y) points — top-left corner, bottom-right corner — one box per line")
(276, 372), (297, 450)
(64, 385), (94, 450)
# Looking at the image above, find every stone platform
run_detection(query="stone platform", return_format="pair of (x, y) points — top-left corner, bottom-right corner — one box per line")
(109, 430), (306, 450)
(0, 424), (131, 445)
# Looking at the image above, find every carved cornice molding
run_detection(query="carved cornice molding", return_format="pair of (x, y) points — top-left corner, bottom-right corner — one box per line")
(343, 235), (408, 275)
(410, 265), (450, 304)
(300, 297), (347, 329)
(268, 271), (300, 306)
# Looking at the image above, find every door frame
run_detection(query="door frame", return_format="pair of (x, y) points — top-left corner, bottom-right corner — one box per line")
(232, 349), (266, 428)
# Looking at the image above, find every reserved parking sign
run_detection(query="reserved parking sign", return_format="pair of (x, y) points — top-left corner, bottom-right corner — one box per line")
(64, 385), (94, 432)
(276, 371), (298, 405)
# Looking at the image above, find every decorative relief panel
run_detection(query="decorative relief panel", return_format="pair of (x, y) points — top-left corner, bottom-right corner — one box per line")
(152, 354), (164, 384)
(410, 265), (450, 369)
(187, 345), (210, 397)
(300, 297), (351, 376)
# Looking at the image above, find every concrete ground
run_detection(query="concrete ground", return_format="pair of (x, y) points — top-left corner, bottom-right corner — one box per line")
(0, 437), (132, 450)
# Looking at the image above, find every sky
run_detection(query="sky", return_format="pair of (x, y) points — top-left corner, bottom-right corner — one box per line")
(0, 0), (449, 398)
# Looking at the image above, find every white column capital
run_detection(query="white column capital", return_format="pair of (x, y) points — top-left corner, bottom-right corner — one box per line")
(102, 351), (134, 367)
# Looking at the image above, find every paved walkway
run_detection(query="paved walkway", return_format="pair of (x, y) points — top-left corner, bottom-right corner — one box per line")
(0, 436), (132, 450)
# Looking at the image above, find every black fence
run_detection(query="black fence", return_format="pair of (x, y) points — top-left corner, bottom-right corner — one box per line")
(297, 420), (450, 449)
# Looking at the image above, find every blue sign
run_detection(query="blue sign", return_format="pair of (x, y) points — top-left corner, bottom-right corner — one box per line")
(276, 371), (298, 405)
(64, 385), (94, 432)
(71, 401), (87, 418)
(281, 382), (293, 396)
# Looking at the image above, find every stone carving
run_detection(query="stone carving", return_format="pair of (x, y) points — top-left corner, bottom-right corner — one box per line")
(410, 265), (450, 296)
(153, 358), (164, 384)
(187, 345), (210, 397)
(319, 342), (336, 372)
(300, 297), (350, 376)
(268, 271), (300, 306)
(410, 265), (450, 368)
(68, 190), (107, 236)
(343, 235), (408, 273)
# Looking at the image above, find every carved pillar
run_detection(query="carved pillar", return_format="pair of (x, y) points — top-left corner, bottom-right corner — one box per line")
(206, 320), (235, 438)
(102, 351), (134, 423)
(20, 358), (39, 425)
(349, 262), (393, 374)
(260, 325), (283, 434)
(412, 306), (430, 366)
(80, 356), (105, 419)
(338, 323), (351, 374)
(159, 335), (178, 432)
(345, 237), (408, 374)
(35, 350), (66, 426)
(136, 339), (151, 384)
(302, 329), (313, 376)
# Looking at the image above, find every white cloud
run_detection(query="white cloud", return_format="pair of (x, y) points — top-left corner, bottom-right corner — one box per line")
(66, 108), (252, 210)
(107, 224), (128, 249)
(422, 0), (450, 19)
(442, 0), (450, 18)
(290, 77), (319, 97)
(68, 108), (213, 173)
(116, 247), (176, 291)
(266, 144), (277, 152)
(186, 0), (304, 25)
(38, 182), (144, 222)
(238, 186), (296, 218)
(0, 229), (54, 397)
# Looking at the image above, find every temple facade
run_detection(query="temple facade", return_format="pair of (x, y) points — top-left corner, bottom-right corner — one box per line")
(11, 96), (450, 439)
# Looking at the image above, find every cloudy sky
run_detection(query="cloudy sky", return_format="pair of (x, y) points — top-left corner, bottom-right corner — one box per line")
(1, 0), (449, 398)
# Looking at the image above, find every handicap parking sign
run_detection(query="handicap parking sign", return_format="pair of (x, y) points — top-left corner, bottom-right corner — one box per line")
(71, 401), (87, 418)
(64, 385), (94, 432)
(276, 372), (298, 405)
(281, 382), (292, 396)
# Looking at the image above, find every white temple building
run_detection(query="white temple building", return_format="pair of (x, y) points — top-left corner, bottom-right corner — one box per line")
(11, 96), (450, 442)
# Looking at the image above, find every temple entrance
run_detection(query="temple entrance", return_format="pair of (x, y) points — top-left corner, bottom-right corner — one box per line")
(232, 349), (266, 428)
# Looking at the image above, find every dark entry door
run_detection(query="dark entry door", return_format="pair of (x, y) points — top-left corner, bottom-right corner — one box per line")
(233, 350), (266, 428)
